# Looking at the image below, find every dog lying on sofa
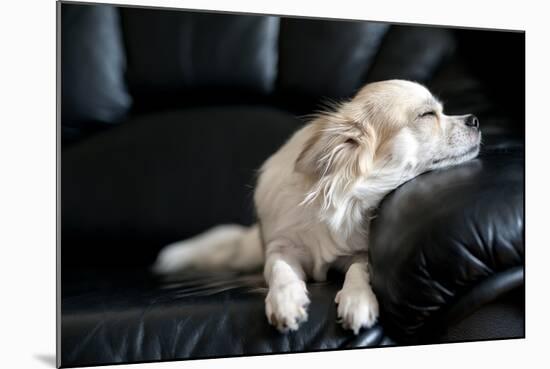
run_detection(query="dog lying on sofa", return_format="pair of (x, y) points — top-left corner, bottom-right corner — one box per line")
(154, 80), (481, 335)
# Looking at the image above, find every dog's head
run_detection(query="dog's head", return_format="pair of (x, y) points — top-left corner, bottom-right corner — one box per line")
(296, 79), (481, 212)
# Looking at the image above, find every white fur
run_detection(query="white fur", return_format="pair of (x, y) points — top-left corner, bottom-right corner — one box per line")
(264, 259), (310, 332)
(335, 262), (379, 334)
(153, 224), (262, 273)
(154, 80), (482, 335)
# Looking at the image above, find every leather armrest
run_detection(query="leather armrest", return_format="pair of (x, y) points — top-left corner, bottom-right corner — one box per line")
(368, 140), (524, 342)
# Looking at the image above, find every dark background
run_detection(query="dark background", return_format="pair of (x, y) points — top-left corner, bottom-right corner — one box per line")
(61, 3), (524, 268)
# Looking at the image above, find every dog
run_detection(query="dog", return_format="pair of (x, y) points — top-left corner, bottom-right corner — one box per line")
(153, 80), (481, 334)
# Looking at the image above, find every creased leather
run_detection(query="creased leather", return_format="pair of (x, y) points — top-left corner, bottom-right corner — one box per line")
(369, 144), (524, 341)
(61, 269), (385, 367)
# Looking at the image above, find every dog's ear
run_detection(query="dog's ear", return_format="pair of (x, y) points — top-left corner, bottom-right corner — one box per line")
(295, 119), (375, 180)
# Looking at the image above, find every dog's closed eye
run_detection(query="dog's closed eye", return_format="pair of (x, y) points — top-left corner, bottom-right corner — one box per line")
(419, 111), (436, 118)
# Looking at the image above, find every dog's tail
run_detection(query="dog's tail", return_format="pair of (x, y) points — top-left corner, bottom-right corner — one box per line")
(152, 224), (263, 274)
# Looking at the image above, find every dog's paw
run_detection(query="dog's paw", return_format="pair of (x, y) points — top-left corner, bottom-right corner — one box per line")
(335, 286), (379, 334)
(265, 281), (310, 333)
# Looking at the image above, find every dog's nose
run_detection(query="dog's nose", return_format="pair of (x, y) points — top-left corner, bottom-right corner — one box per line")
(465, 115), (479, 129)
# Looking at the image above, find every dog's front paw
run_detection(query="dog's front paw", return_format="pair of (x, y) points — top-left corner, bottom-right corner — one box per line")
(265, 281), (310, 333)
(335, 286), (379, 334)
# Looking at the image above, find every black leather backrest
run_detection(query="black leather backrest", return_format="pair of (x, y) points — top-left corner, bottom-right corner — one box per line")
(62, 4), (520, 139)
(61, 3), (132, 139)
(120, 8), (279, 107)
(366, 25), (456, 83)
(277, 18), (389, 100)
(61, 4), (460, 122)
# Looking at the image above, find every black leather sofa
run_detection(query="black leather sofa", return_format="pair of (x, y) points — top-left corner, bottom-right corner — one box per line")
(60, 3), (525, 367)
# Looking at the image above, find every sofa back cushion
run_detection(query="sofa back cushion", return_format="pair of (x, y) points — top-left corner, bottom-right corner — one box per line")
(277, 18), (389, 101)
(120, 8), (280, 110)
(61, 3), (132, 139)
(61, 4), (460, 127)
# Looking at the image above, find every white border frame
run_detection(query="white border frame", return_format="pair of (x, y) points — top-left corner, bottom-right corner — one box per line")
(2, 0), (548, 368)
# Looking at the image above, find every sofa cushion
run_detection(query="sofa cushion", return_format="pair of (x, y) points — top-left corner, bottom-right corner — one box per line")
(365, 25), (456, 84)
(61, 4), (132, 137)
(61, 106), (303, 267)
(368, 139), (524, 342)
(61, 268), (386, 367)
(120, 8), (279, 109)
(277, 18), (389, 101)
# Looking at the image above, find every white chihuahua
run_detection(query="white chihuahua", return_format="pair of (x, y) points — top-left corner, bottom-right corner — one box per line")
(154, 80), (481, 334)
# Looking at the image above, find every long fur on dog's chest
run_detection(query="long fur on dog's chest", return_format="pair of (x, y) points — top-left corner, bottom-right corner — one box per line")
(254, 124), (383, 281)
